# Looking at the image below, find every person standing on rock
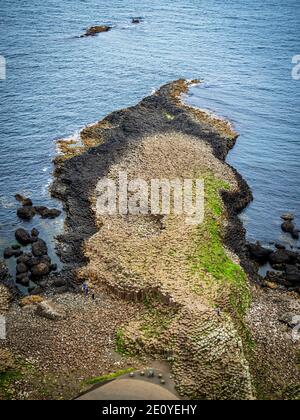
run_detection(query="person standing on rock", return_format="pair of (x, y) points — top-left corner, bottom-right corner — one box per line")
(82, 281), (89, 298)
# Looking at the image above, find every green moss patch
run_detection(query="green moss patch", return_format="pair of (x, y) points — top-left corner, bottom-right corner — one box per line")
(85, 368), (135, 386)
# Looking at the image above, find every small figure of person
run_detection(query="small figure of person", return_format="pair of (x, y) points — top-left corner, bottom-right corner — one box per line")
(82, 281), (89, 298)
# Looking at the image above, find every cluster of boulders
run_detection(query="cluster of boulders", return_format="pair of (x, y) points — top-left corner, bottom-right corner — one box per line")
(15, 194), (61, 221)
(247, 214), (300, 293)
(4, 227), (57, 288)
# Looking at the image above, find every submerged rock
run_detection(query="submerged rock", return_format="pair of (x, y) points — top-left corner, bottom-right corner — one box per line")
(82, 25), (112, 37)
(3, 248), (22, 259)
(16, 263), (28, 275)
(132, 17), (143, 24)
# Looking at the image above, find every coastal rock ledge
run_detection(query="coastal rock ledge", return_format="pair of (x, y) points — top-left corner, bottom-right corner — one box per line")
(2, 80), (299, 400)
(50, 79), (300, 400)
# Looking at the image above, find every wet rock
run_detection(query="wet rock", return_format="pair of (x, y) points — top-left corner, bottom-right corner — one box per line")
(17, 206), (36, 221)
(132, 17), (143, 24)
(246, 242), (272, 264)
(281, 221), (299, 239)
(35, 300), (66, 321)
(82, 25), (112, 37)
(16, 263), (28, 274)
(4, 248), (15, 259)
(30, 262), (51, 278)
(285, 265), (300, 284)
(281, 213), (294, 221)
(275, 243), (286, 250)
(35, 206), (61, 219)
(53, 278), (66, 287)
(50, 263), (58, 272)
(11, 244), (21, 250)
(269, 250), (295, 267)
(18, 276), (30, 287)
(31, 228), (39, 238)
(279, 313), (300, 328)
(15, 194), (33, 207)
(15, 228), (32, 245)
(32, 239), (48, 257)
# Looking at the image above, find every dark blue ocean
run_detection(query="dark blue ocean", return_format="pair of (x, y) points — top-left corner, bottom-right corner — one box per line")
(0, 0), (299, 278)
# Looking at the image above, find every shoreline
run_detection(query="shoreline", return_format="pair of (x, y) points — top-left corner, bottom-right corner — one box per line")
(0, 80), (299, 400)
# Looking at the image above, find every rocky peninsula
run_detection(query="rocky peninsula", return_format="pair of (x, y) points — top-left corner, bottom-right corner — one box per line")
(0, 80), (299, 400)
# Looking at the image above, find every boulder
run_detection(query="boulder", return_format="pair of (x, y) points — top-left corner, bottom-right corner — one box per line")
(285, 265), (300, 284)
(16, 254), (31, 265)
(132, 17), (143, 24)
(281, 213), (294, 221)
(50, 263), (58, 272)
(16, 263), (28, 274)
(11, 244), (21, 250)
(31, 239), (48, 257)
(281, 220), (299, 240)
(17, 206), (36, 220)
(34, 207), (61, 219)
(4, 248), (15, 259)
(247, 242), (272, 264)
(35, 301), (66, 321)
(30, 262), (51, 278)
(269, 250), (294, 267)
(82, 25), (112, 37)
(15, 194), (33, 207)
(53, 278), (66, 288)
(31, 228), (40, 238)
(19, 276), (30, 287)
(279, 313), (300, 328)
(15, 228), (32, 245)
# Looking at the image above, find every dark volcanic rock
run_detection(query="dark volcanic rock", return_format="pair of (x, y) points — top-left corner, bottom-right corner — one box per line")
(285, 265), (300, 284)
(82, 25), (112, 37)
(34, 206), (61, 219)
(50, 263), (58, 272)
(31, 239), (48, 257)
(269, 249), (293, 266)
(17, 206), (36, 221)
(30, 262), (51, 278)
(31, 228), (39, 238)
(4, 248), (15, 259)
(15, 194), (33, 207)
(132, 17), (143, 24)
(15, 228), (32, 245)
(281, 221), (299, 239)
(246, 242), (272, 264)
(16, 263), (28, 274)
(281, 213), (294, 221)
(11, 244), (21, 250)
(16, 254), (32, 266)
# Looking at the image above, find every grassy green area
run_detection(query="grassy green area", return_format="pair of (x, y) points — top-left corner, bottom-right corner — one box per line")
(190, 173), (251, 317)
(85, 368), (135, 386)
(0, 370), (22, 399)
(116, 328), (134, 356)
